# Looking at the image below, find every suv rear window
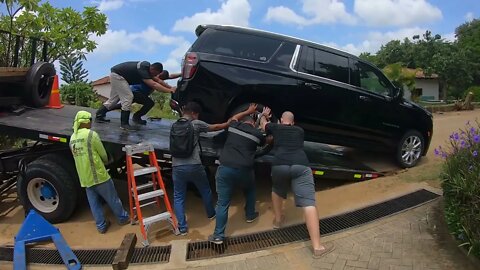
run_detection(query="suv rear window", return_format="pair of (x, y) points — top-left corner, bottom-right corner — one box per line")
(193, 29), (282, 62)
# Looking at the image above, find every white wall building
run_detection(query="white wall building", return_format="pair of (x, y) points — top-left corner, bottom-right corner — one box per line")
(91, 76), (110, 101)
(404, 69), (440, 101)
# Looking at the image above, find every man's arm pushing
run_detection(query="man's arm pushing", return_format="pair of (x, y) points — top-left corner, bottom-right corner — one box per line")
(207, 103), (258, 132)
(143, 79), (176, 93)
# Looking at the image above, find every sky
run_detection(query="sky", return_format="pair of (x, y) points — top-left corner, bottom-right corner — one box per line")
(47, 0), (479, 81)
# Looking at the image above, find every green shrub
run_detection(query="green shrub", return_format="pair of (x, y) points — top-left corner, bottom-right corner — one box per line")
(467, 86), (480, 102)
(59, 82), (97, 107)
(436, 121), (480, 258)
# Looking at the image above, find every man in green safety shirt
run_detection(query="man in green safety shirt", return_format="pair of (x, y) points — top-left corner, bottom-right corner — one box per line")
(69, 111), (129, 233)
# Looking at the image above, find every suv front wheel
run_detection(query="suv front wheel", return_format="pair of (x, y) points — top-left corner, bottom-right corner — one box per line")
(396, 130), (424, 168)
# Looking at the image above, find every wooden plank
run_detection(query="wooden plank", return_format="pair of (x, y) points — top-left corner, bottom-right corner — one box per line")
(0, 67), (29, 78)
(112, 233), (137, 270)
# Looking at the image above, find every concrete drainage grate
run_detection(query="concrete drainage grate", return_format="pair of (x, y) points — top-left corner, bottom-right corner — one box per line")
(0, 245), (171, 265)
(186, 189), (440, 260)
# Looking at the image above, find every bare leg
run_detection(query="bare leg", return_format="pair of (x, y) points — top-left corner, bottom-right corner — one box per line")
(304, 206), (323, 250)
(271, 192), (284, 223)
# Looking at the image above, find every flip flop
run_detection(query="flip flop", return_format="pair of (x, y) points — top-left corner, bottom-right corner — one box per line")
(312, 242), (335, 259)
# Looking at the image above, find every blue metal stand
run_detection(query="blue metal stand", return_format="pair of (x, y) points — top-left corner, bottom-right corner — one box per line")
(14, 210), (81, 270)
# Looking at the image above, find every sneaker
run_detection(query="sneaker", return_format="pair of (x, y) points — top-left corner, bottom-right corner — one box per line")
(132, 117), (147, 125)
(179, 229), (188, 236)
(98, 220), (111, 234)
(118, 217), (130, 226)
(246, 212), (259, 223)
(273, 215), (286, 230)
(313, 242), (335, 259)
(208, 214), (216, 220)
(208, 235), (224, 245)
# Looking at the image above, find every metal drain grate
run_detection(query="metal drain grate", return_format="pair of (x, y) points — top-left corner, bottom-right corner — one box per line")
(0, 245), (171, 265)
(186, 189), (440, 260)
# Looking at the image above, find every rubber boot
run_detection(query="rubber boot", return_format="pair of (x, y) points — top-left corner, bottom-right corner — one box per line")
(95, 105), (110, 123)
(120, 110), (137, 131)
(132, 112), (147, 125)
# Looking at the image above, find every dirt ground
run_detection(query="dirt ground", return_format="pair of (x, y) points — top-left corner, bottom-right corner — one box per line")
(0, 109), (478, 249)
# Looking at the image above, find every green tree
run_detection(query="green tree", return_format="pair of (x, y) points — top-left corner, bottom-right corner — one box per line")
(0, 0), (107, 62)
(456, 19), (480, 84)
(358, 52), (378, 65)
(382, 63), (416, 91)
(375, 39), (414, 68)
(432, 43), (474, 99)
(60, 53), (88, 84)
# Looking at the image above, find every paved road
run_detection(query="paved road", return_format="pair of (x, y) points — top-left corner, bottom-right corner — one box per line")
(181, 200), (478, 270)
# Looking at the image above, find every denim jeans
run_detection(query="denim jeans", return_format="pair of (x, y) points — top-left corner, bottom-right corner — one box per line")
(85, 179), (129, 231)
(173, 164), (216, 232)
(213, 165), (256, 238)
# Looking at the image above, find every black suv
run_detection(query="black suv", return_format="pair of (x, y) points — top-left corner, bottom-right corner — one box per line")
(172, 24), (433, 168)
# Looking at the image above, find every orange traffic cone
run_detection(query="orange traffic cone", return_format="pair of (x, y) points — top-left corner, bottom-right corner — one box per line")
(47, 75), (63, 109)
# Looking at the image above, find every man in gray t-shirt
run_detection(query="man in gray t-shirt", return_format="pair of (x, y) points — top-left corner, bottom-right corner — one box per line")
(171, 102), (235, 235)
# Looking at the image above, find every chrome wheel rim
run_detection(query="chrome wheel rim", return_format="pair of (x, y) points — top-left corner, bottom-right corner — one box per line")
(401, 135), (422, 165)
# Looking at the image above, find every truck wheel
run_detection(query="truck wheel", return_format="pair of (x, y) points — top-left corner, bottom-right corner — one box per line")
(396, 130), (424, 168)
(17, 158), (77, 223)
(37, 153), (83, 204)
(24, 62), (56, 107)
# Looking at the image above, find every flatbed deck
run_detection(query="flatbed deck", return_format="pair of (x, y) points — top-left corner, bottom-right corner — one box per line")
(0, 105), (381, 180)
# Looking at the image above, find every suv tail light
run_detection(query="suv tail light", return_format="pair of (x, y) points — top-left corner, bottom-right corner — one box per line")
(182, 52), (198, 79)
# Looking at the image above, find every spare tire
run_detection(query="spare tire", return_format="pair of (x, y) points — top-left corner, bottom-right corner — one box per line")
(23, 62), (56, 107)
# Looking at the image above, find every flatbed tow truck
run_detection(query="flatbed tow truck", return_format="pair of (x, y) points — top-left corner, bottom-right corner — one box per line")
(0, 105), (384, 224)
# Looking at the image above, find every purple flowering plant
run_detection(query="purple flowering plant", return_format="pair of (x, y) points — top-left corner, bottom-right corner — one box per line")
(438, 119), (480, 257)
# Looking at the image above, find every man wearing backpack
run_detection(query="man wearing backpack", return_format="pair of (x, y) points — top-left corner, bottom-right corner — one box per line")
(208, 104), (266, 244)
(170, 101), (247, 235)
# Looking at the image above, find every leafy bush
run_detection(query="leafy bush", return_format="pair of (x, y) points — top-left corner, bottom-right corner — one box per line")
(467, 86), (480, 102)
(0, 135), (26, 151)
(60, 82), (97, 107)
(436, 121), (480, 258)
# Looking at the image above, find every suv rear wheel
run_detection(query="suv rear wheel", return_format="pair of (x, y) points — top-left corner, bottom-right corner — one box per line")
(396, 130), (424, 168)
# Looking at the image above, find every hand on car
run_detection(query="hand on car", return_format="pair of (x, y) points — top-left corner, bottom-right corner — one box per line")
(170, 86), (177, 93)
(261, 107), (272, 120)
(246, 103), (257, 114)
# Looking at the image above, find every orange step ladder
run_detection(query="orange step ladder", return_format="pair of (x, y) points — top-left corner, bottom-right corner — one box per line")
(123, 143), (178, 246)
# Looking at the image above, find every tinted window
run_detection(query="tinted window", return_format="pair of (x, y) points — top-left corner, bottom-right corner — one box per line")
(314, 50), (349, 84)
(298, 47), (349, 84)
(195, 29), (282, 62)
(356, 62), (393, 96)
(298, 47), (314, 74)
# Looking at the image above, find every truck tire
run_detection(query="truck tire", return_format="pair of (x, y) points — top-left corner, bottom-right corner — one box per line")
(17, 158), (78, 223)
(396, 130), (424, 168)
(23, 62), (56, 107)
(37, 152), (84, 204)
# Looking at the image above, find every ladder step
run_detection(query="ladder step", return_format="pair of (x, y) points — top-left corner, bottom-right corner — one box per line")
(134, 167), (158, 177)
(134, 182), (154, 192)
(137, 189), (164, 201)
(133, 200), (157, 210)
(143, 212), (171, 226)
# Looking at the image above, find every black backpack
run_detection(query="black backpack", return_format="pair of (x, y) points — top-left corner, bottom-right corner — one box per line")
(170, 118), (195, 158)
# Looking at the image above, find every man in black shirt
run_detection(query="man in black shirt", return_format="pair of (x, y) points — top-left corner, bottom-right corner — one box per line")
(95, 61), (176, 130)
(208, 104), (265, 244)
(260, 110), (334, 258)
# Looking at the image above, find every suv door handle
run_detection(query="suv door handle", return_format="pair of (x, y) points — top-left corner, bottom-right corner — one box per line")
(359, 95), (371, 102)
(303, 82), (322, 90)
